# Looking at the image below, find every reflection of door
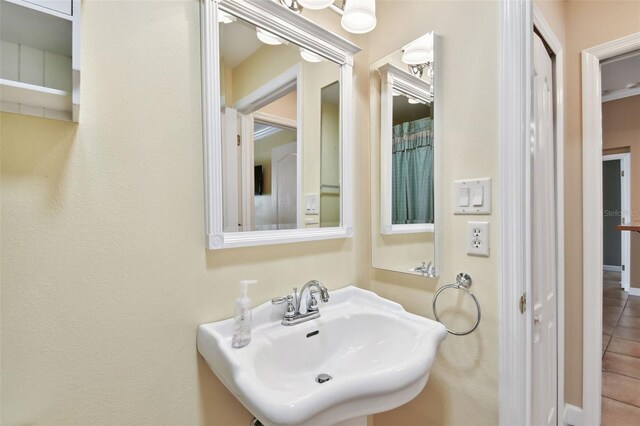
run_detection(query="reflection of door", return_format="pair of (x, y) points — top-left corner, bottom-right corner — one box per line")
(602, 154), (631, 292)
(222, 107), (241, 232)
(531, 32), (558, 426)
(271, 142), (297, 230)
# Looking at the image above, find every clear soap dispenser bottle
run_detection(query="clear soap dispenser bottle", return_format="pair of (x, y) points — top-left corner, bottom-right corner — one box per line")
(231, 279), (256, 348)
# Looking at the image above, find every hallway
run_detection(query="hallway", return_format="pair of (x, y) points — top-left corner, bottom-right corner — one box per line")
(602, 271), (640, 424)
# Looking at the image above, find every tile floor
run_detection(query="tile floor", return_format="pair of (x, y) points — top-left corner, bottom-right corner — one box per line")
(602, 271), (640, 425)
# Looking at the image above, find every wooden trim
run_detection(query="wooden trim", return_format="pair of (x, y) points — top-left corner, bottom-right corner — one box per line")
(499, 1), (532, 424)
(616, 222), (640, 232)
(603, 147), (630, 155)
(602, 87), (640, 103)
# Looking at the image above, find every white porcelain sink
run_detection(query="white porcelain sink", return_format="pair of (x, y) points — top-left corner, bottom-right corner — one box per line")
(197, 286), (447, 426)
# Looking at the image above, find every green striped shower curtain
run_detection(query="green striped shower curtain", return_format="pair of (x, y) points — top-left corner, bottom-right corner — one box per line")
(392, 117), (434, 224)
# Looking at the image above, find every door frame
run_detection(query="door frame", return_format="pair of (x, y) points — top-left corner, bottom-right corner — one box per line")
(499, 1), (532, 424)
(602, 153), (631, 292)
(499, 1), (565, 424)
(582, 32), (640, 425)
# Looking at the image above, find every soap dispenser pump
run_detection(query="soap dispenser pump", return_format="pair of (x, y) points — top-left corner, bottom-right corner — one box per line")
(231, 279), (256, 348)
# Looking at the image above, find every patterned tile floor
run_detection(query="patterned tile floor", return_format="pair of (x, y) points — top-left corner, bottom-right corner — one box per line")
(602, 271), (640, 425)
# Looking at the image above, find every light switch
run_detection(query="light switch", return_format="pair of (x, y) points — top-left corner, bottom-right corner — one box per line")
(472, 186), (484, 206)
(305, 193), (319, 215)
(453, 178), (492, 214)
(459, 188), (470, 207)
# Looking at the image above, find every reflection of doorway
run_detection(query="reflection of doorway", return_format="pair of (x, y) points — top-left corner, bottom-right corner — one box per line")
(602, 154), (631, 292)
(230, 64), (302, 231)
(253, 119), (297, 231)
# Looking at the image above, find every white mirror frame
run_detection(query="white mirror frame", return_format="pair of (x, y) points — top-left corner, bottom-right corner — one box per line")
(200, 0), (361, 249)
(378, 57), (440, 236)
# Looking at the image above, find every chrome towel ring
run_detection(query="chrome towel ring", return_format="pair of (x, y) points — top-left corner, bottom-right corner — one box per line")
(432, 273), (481, 336)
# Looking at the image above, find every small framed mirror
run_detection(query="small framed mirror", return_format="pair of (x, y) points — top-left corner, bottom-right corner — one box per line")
(378, 63), (434, 235)
(370, 32), (440, 276)
(200, 0), (360, 249)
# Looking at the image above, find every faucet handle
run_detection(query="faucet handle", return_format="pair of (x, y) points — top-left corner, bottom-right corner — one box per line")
(307, 290), (319, 313)
(273, 294), (296, 319)
(283, 294), (296, 319)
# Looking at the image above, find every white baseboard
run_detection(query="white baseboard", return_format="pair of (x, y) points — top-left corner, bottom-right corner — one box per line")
(564, 404), (582, 426)
(603, 265), (622, 272)
(627, 287), (640, 297)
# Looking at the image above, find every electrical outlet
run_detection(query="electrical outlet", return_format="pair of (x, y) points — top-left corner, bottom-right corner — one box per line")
(467, 221), (490, 256)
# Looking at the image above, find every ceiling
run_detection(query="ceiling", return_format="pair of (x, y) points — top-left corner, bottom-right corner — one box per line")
(601, 50), (640, 101)
(219, 17), (263, 69)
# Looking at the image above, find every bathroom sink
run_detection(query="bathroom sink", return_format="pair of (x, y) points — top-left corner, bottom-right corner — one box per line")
(197, 286), (447, 426)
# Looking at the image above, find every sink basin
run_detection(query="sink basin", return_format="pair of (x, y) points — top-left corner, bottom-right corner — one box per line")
(197, 286), (447, 426)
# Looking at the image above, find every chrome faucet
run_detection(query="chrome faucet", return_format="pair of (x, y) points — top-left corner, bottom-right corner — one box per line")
(412, 261), (436, 277)
(271, 280), (330, 326)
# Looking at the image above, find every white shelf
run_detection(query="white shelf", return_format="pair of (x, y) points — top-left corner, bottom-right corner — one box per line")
(0, 0), (79, 121)
(1, 78), (70, 111)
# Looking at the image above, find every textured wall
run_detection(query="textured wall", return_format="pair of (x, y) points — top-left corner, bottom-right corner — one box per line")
(0, 1), (368, 424)
(1, 0), (511, 424)
(368, 1), (500, 425)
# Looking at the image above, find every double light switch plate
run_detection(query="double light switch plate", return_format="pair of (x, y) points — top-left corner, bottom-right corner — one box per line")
(453, 178), (492, 214)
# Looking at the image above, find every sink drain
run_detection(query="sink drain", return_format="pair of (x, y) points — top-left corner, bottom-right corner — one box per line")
(316, 373), (332, 384)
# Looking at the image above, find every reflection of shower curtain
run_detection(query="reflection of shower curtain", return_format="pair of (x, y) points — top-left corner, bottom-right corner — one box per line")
(392, 117), (434, 224)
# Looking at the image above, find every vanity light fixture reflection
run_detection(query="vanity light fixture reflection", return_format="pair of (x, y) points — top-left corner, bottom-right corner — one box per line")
(401, 34), (433, 65)
(256, 28), (283, 45)
(218, 10), (235, 24)
(300, 48), (323, 63)
(298, 0), (334, 9)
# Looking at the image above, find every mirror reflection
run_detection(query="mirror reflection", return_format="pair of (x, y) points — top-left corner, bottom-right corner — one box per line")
(370, 31), (439, 277)
(218, 13), (341, 232)
(391, 92), (433, 225)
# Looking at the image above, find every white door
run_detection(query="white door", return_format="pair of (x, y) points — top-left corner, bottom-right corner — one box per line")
(222, 107), (241, 232)
(531, 32), (558, 426)
(271, 142), (297, 230)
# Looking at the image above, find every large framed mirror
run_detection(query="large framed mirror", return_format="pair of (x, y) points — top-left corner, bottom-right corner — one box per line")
(200, 0), (360, 249)
(370, 32), (441, 276)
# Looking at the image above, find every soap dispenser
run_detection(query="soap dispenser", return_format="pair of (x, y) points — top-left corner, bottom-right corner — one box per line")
(231, 279), (256, 348)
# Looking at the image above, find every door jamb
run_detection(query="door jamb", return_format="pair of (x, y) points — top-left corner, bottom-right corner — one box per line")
(499, 0), (532, 424)
(582, 32), (640, 426)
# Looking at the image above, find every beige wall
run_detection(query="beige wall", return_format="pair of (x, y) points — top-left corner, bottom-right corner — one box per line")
(369, 1), (500, 425)
(0, 1), (369, 424)
(603, 96), (640, 288)
(0, 1), (514, 425)
(561, 0), (640, 407)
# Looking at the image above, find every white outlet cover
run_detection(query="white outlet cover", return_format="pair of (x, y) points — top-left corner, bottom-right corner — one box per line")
(467, 221), (490, 257)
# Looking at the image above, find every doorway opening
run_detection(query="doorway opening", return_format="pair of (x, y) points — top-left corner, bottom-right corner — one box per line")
(581, 32), (640, 425)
